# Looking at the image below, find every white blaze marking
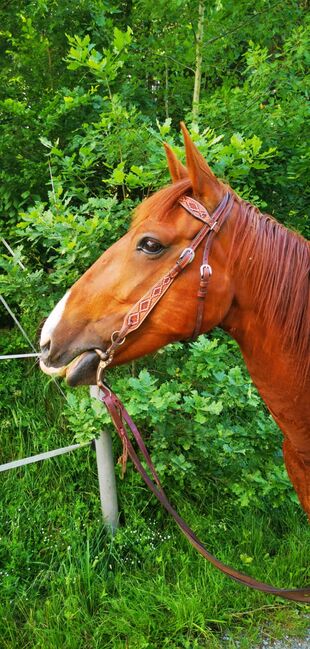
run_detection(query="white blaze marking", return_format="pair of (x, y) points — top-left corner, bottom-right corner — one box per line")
(40, 290), (71, 347)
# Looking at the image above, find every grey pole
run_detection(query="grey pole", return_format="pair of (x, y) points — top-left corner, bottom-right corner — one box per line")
(90, 385), (119, 531)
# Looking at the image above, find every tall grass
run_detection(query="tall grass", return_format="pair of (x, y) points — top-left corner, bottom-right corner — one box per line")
(0, 361), (309, 648)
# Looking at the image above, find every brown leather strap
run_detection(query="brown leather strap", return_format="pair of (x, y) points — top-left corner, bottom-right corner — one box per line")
(98, 382), (310, 603)
(179, 193), (233, 340)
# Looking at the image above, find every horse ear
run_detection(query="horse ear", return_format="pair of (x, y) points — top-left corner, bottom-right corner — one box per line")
(180, 122), (223, 212)
(164, 143), (188, 183)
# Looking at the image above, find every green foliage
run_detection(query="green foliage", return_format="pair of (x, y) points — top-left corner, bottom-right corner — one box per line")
(66, 26), (132, 81)
(201, 21), (310, 230)
(0, 0), (308, 230)
(0, 362), (309, 648)
(17, 191), (128, 287)
(64, 334), (294, 511)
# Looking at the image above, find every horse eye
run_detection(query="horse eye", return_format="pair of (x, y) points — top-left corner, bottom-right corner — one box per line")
(137, 237), (165, 256)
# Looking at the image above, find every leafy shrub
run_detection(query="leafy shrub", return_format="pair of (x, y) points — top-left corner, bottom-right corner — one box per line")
(64, 333), (295, 512)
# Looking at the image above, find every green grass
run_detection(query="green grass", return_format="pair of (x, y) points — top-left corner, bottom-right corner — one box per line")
(0, 361), (309, 648)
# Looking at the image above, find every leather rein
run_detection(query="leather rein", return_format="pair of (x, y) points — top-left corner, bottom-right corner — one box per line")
(95, 192), (310, 603)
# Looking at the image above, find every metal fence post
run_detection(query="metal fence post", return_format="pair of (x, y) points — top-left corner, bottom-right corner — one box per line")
(89, 385), (119, 532)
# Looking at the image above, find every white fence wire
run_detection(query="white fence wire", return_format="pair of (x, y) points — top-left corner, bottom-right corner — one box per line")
(0, 441), (92, 473)
(0, 353), (40, 360)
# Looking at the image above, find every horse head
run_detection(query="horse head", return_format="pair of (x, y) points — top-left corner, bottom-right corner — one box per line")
(39, 124), (236, 385)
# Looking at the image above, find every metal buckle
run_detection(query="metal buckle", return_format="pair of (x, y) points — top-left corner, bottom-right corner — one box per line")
(111, 330), (126, 346)
(95, 348), (110, 362)
(178, 247), (195, 264)
(95, 348), (113, 386)
(200, 263), (212, 279)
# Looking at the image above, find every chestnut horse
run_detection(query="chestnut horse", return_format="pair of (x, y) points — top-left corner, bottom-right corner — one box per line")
(40, 124), (310, 518)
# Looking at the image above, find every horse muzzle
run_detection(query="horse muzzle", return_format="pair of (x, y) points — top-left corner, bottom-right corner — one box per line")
(40, 349), (100, 386)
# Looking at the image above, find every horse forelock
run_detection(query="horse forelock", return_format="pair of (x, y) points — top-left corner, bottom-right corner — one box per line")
(228, 199), (310, 383)
(132, 178), (192, 226)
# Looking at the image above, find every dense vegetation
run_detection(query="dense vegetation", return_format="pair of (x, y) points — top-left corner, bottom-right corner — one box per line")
(0, 1), (309, 647)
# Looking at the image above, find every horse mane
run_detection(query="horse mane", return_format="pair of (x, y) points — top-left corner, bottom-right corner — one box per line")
(134, 180), (310, 382)
(228, 198), (310, 381)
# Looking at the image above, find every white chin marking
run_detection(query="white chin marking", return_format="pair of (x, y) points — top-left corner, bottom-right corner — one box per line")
(40, 290), (71, 347)
(40, 359), (67, 377)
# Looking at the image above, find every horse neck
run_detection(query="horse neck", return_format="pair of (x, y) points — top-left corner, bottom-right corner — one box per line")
(219, 201), (310, 448)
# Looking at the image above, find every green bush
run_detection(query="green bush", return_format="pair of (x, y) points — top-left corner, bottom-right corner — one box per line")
(64, 333), (295, 512)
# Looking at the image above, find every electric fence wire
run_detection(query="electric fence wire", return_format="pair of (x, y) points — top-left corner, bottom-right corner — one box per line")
(0, 239), (67, 399)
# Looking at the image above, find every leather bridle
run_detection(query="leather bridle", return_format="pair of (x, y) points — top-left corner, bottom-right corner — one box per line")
(94, 193), (310, 603)
(95, 192), (234, 376)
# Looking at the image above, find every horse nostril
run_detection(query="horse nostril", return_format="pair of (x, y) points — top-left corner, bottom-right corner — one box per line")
(40, 340), (51, 359)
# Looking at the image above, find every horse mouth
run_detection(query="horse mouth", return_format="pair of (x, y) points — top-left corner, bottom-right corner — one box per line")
(40, 350), (99, 386)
